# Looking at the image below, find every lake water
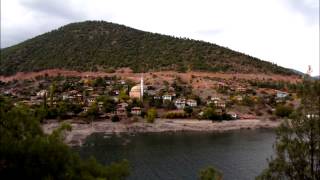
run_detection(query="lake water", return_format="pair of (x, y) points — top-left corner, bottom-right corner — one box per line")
(75, 129), (276, 180)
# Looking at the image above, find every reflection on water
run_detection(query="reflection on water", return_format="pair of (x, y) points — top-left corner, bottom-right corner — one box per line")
(75, 129), (276, 180)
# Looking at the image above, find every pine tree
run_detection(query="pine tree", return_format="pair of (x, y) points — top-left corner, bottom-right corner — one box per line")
(49, 82), (56, 107)
(257, 79), (320, 179)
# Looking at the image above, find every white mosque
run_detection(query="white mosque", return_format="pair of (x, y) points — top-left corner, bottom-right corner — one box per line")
(129, 76), (144, 100)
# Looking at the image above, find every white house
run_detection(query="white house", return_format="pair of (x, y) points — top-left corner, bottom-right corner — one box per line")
(162, 94), (174, 101)
(175, 98), (186, 109)
(186, 99), (197, 107)
(207, 96), (220, 105)
(211, 96), (220, 101)
(98, 101), (104, 111)
(87, 98), (96, 106)
(83, 106), (89, 113)
(119, 80), (126, 85)
(153, 95), (162, 100)
(62, 94), (72, 101)
(36, 90), (48, 98)
(117, 102), (129, 109)
(131, 107), (142, 115)
(215, 101), (226, 109)
(276, 91), (288, 99)
(235, 95), (243, 102)
(86, 87), (94, 92)
(236, 87), (246, 92)
(116, 107), (126, 117)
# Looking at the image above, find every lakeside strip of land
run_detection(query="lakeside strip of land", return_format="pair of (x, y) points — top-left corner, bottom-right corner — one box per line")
(42, 119), (281, 146)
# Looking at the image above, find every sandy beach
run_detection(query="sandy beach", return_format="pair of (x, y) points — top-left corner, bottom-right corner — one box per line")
(42, 119), (281, 146)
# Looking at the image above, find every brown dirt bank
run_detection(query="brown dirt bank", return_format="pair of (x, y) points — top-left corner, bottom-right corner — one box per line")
(0, 68), (301, 83)
(42, 119), (281, 146)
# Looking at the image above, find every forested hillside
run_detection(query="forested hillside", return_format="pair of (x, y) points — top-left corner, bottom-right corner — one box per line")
(0, 21), (295, 76)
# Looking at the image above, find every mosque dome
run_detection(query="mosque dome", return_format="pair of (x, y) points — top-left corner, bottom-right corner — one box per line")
(129, 76), (145, 99)
(129, 85), (142, 99)
(130, 85), (141, 92)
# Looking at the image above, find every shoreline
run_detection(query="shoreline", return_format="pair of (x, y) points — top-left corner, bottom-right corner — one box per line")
(42, 119), (281, 146)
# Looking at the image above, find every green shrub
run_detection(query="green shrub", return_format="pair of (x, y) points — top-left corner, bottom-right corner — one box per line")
(111, 115), (120, 122)
(221, 113), (233, 120)
(242, 96), (254, 107)
(0, 96), (130, 179)
(199, 166), (223, 180)
(146, 108), (157, 123)
(202, 107), (221, 121)
(132, 116), (139, 122)
(165, 112), (188, 119)
(275, 105), (293, 117)
(183, 106), (193, 114)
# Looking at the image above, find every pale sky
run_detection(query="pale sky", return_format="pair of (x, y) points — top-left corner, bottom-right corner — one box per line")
(1, 0), (319, 75)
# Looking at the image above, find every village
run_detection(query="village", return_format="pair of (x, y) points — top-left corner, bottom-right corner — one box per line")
(0, 72), (298, 125)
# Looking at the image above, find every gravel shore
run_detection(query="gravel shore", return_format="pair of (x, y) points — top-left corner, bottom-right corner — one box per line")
(42, 119), (281, 146)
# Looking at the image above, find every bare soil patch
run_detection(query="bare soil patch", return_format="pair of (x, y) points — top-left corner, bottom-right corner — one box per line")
(0, 68), (301, 84)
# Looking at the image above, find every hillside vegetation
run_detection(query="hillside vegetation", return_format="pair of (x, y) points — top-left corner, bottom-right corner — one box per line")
(1, 21), (295, 76)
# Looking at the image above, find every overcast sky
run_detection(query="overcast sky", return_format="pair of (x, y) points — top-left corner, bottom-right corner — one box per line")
(1, 0), (319, 75)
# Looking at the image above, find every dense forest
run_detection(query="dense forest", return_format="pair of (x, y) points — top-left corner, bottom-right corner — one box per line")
(0, 21), (296, 76)
(0, 95), (130, 179)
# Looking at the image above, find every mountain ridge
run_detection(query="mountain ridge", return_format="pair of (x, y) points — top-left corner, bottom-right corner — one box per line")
(0, 20), (297, 76)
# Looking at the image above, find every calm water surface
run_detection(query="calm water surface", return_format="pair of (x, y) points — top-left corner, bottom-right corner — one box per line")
(75, 129), (276, 180)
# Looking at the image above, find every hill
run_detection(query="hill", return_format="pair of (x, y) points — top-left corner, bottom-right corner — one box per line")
(0, 21), (296, 76)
